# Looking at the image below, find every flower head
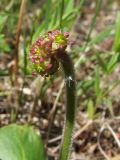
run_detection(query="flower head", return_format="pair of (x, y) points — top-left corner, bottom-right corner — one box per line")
(29, 30), (69, 76)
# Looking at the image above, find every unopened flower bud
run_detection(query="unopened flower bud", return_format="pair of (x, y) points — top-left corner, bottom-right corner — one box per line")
(29, 30), (69, 76)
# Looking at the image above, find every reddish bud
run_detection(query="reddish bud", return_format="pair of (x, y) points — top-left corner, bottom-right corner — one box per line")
(64, 32), (69, 38)
(47, 63), (52, 69)
(39, 57), (44, 63)
(32, 71), (37, 76)
(31, 57), (36, 63)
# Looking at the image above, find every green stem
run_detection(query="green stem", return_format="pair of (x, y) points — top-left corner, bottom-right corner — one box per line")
(57, 51), (76, 160)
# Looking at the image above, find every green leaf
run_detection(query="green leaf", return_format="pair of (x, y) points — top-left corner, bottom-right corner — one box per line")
(94, 66), (102, 104)
(107, 52), (119, 73)
(88, 25), (114, 47)
(64, 0), (74, 17)
(32, 0), (83, 41)
(44, 0), (52, 30)
(0, 124), (47, 160)
(87, 99), (95, 119)
(0, 34), (10, 52)
(96, 52), (108, 73)
(0, 14), (7, 32)
(94, 66), (100, 98)
(105, 99), (114, 117)
(113, 12), (120, 52)
(75, 25), (114, 53)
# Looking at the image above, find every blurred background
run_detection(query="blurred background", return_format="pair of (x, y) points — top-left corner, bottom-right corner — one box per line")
(0, 0), (120, 159)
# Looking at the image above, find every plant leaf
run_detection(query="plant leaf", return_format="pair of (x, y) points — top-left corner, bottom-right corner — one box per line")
(87, 99), (95, 119)
(107, 52), (119, 73)
(96, 52), (108, 73)
(0, 15), (7, 32)
(113, 12), (120, 52)
(0, 34), (10, 52)
(94, 66), (101, 102)
(0, 124), (47, 160)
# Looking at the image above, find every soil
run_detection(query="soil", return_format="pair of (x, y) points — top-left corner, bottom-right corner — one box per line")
(0, 0), (120, 160)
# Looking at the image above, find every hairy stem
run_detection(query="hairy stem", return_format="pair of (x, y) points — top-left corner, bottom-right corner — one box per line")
(57, 51), (76, 160)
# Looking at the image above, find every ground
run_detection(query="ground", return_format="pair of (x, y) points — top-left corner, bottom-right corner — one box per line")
(0, 0), (120, 160)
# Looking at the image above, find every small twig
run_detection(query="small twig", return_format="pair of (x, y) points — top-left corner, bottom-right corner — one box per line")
(14, 0), (27, 78)
(10, 0), (27, 122)
(28, 76), (45, 123)
(48, 135), (62, 144)
(97, 124), (111, 160)
(47, 145), (60, 157)
(74, 120), (93, 139)
(106, 123), (120, 148)
(98, 122), (120, 160)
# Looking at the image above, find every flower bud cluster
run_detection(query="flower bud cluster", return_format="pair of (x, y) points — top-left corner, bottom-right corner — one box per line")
(29, 30), (69, 76)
